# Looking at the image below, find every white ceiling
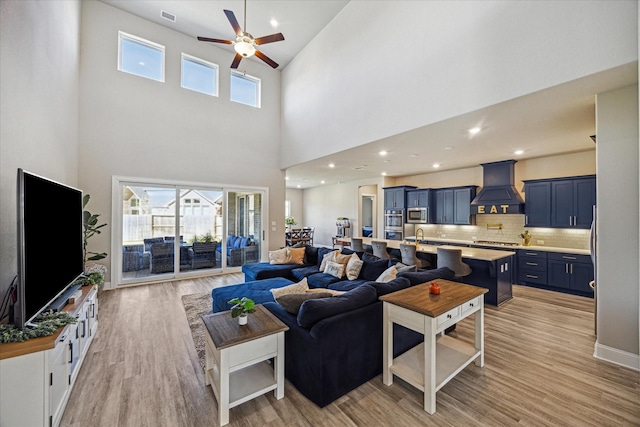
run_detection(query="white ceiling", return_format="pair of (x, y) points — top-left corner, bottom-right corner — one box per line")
(99, 1), (637, 189)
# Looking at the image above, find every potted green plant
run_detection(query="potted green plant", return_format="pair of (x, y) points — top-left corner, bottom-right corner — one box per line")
(228, 297), (256, 325)
(519, 230), (532, 246)
(83, 194), (107, 264)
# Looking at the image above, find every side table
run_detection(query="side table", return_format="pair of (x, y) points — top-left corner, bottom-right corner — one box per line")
(380, 279), (487, 414)
(202, 304), (289, 426)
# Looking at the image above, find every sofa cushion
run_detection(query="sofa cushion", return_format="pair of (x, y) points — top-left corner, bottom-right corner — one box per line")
(271, 277), (310, 298)
(398, 266), (455, 286)
(306, 272), (343, 288)
(288, 247), (306, 264)
(359, 253), (390, 281)
(242, 262), (302, 281)
(369, 276), (411, 297)
(297, 284), (377, 329)
(376, 265), (397, 283)
(211, 277), (294, 312)
(394, 262), (417, 273)
(276, 292), (333, 315)
(327, 279), (370, 292)
(316, 247), (334, 267)
(305, 245), (319, 265)
(345, 253), (364, 280)
(227, 235), (238, 248)
(291, 265), (321, 281)
(319, 250), (351, 272)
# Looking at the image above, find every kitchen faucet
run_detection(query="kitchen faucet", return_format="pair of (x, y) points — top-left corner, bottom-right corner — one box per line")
(416, 228), (424, 246)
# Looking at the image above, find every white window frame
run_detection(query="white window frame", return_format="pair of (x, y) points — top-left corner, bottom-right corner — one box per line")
(230, 71), (261, 108)
(118, 31), (165, 82)
(181, 53), (219, 97)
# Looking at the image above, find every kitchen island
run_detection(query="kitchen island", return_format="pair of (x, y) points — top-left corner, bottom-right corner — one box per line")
(339, 237), (514, 306)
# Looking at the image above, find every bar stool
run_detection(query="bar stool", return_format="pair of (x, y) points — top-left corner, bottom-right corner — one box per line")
(351, 238), (365, 252)
(371, 240), (391, 259)
(437, 247), (472, 281)
(399, 243), (431, 269)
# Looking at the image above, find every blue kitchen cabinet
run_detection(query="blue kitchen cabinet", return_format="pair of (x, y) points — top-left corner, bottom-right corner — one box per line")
(384, 186), (415, 210)
(524, 175), (595, 229)
(406, 189), (431, 208)
(434, 186), (476, 225)
(434, 189), (454, 224)
(546, 252), (594, 295)
(523, 181), (551, 227)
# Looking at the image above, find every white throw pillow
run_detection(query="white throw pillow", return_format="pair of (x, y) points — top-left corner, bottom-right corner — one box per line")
(270, 278), (310, 298)
(319, 250), (340, 271)
(345, 253), (364, 280)
(324, 261), (346, 279)
(376, 265), (397, 283)
(269, 247), (290, 264)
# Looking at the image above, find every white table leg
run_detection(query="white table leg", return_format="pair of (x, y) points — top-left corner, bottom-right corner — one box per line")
(275, 332), (285, 399)
(475, 295), (485, 367)
(424, 316), (437, 414)
(382, 302), (393, 386)
(218, 349), (230, 426)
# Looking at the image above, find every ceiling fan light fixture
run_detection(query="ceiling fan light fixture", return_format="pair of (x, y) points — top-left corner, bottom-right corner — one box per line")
(234, 37), (256, 57)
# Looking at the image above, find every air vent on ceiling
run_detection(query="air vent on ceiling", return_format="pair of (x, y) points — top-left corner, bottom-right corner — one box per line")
(161, 10), (176, 22)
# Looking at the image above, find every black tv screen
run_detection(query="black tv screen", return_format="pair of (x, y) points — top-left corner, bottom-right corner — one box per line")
(15, 169), (84, 328)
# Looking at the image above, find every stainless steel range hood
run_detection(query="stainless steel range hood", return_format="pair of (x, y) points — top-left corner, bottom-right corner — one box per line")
(470, 160), (524, 214)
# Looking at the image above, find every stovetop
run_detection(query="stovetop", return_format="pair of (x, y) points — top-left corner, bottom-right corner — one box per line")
(473, 240), (520, 247)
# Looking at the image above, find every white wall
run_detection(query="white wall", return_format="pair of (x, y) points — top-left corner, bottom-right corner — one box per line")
(595, 84), (639, 369)
(281, 1), (637, 168)
(0, 0), (81, 298)
(79, 1), (286, 274)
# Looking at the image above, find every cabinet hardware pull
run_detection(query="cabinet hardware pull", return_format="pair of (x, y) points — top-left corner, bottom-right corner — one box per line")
(447, 314), (452, 319)
(526, 274), (538, 279)
(525, 215), (528, 225)
(469, 303), (474, 307)
(562, 256), (577, 260)
(569, 216), (573, 226)
(565, 263), (569, 274)
(525, 252), (537, 256)
(570, 264), (573, 274)
(526, 262), (538, 266)
(574, 216), (577, 226)
(68, 342), (73, 364)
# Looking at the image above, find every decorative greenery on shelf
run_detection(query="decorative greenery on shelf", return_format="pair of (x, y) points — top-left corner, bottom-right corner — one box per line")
(83, 194), (108, 264)
(228, 297), (256, 318)
(74, 271), (104, 287)
(0, 311), (78, 343)
(285, 216), (297, 226)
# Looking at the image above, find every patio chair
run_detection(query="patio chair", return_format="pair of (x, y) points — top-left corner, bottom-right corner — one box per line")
(149, 242), (174, 274)
(190, 242), (217, 270)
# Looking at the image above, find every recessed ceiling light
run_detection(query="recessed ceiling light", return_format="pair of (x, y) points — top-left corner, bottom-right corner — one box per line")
(444, 146), (454, 150)
(514, 149), (524, 155)
(433, 163), (440, 168)
(328, 163), (335, 168)
(410, 154), (419, 158)
(297, 185), (301, 188)
(270, 18), (279, 27)
(379, 150), (387, 156)
(354, 167), (364, 170)
(321, 180), (325, 184)
(469, 127), (481, 135)
(381, 172), (387, 176)
(383, 160), (390, 163)
(285, 176), (289, 180)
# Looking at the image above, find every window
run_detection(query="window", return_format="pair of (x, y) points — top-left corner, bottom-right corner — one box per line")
(118, 31), (165, 82)
(181, 53), (219, 96)
(230, 72), (261, 107)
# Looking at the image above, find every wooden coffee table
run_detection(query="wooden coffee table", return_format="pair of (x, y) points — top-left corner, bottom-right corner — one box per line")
(380, 279), (487, 414)
(202, 304), (288, 426)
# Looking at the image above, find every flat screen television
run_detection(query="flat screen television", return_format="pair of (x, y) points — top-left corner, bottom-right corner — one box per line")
(14, 169), (84, 328)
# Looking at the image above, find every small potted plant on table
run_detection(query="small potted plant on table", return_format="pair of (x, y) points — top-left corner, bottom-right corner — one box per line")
(228, 297), (256, 325)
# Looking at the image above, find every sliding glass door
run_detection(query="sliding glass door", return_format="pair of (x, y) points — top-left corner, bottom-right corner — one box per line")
(115, 178), (265, 286)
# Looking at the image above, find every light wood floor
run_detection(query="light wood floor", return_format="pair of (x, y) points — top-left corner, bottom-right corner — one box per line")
(61, 274), (639, 427)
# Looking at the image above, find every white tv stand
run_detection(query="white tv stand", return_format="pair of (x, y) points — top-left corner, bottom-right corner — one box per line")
(0, 285), (98, 427)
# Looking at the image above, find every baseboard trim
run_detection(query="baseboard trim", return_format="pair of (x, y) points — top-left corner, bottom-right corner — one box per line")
(594, 341), (640, 371)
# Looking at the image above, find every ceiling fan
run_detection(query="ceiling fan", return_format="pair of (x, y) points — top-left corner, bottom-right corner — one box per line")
(197, 0), (285, 69)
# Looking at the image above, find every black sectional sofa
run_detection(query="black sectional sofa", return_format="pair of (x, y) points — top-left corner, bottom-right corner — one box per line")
(211, 245), (455, 407)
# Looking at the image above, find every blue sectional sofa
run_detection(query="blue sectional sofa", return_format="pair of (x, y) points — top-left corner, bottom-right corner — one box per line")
(213, 246), (455, 407)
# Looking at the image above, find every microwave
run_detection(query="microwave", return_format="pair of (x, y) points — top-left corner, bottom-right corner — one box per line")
(407, 207), (428, 223)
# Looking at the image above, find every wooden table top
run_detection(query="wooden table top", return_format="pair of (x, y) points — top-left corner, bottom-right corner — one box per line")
(202, 304), (289, 350)
(379, 279), (488, 318)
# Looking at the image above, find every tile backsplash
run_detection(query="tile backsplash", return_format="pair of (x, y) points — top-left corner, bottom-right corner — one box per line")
(413, 214), (590, 250)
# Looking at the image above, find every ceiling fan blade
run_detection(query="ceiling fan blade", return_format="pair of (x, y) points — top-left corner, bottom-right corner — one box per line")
(255, 50), (279, 69)
(197, 36), (233, 45)
(254, 33), (285, 45)
(224, 9), (243, 35)
(230, 53), (243, 69)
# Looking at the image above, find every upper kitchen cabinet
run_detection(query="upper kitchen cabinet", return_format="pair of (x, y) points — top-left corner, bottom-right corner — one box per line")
(434, 186), (477, 225)
(383, 186), (416, 210)
(523, 175), (596, 229)
(406, 189), (431, 208)
(523, 181), (551, 227)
